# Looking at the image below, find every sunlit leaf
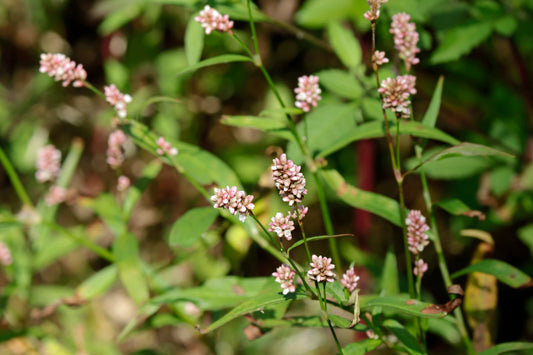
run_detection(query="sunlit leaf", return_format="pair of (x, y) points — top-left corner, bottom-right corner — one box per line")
(77, 265), (119, 300)
(420, 142), (513, 164)
(295, 0), (357, 28)
(287, 234), (353, 255)
(220, 115), (293, 140)
(477, 342), (533, 355)
(113, 232), (149, 304)
(327, 22), (362, 70)
(317, 69), (364, 100)
(360, 295), (447, 318)
(343, 338), (383, 355)
(123, 160), (162, 220)
(452, 259), (533, 288)
(169, 207), (219, 247)
(176, 54), (253, 76)
(185, 16), (204, 65)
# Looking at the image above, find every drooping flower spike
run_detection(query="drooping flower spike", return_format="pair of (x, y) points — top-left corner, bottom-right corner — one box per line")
(194, 5), (234, 35)
(294, 75), (322, 113)
(211, 186), (255, 222)
(272, 264), (297, 295)
(156, 137), (178, 156)
(308, 255), (336, 283)
(271, 154), (307, 206)
(364, 0), (389, 22)
(36, 145), (62, 183)
(390, 12), (420, 72)
(107, 130), (127, 168)
(104, 84), (132, 118)
(406, 209), (430, 255)
(39, 53), (87, 87)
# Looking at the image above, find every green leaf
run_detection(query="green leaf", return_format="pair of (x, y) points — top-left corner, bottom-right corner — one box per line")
(113, 232), (149, 304)
(295, 0), (357, 28)
(123, 160), (162, 220)
(202, 291), (308, 333)
(518, 224), (533, 256)
(316, 120), (460, 159)
(381, 248), (399, 295)
(383, 319), (424, 355)
(80, 194), (125, 236)
(321, 169), (402, 226)
(422, 76), (444, 128)
(185, 16), (204, 65)
(169, 207), (219, 247)
(104, 59), (130, 93)
(420, 142), (513, 164)
(77, 265), (119, 300)
(434, 198), (485, 221)
(220, 115), (293, 140)
(343, 339), (383, 355)
(430, 22), (492, 64)
(317, 69), (364, 100)
(176, 54), (253, 76)
(477, 342), (533, 355)
(360, 295), (447, 318)
(287, 234), (353, 255)
(98, 3), (143, 35)
(327, 22), (362, 70)
(452, 259), (533, 288)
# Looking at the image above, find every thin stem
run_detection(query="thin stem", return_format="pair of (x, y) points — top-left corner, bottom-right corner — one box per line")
(0, 145), (33, 207)
(251, 213), (282, 251)
(322, 283), (344, 355)
(297, 214), (312, 263)
(83, 81), (106, 101)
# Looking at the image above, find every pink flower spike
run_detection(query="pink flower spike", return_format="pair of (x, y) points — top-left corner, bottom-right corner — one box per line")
(340, 267), (360, 293)
(378, 74), (417, 118)
(36, 145), (61, 183)
(0, 241), (12, 266)
(194, 5), (234, 35)
(107, 130), (127, 168)
(268, 212), (295, 241)
(272, 264), (297, 295)
(406, 209), (430, 255)
(104, 84), (132, 118)
(117, 175), (130, 191)
(308, 255), (336, 283)
(271, 154), (307, 206)
(211, 186), (255, 222)
(39, 53), (87, 87)
(294, 75), (322, 112)
(45, 186), (67, 206)
(364, 0), (389, 22)
(372, 50), (389, 66)
(390, 12), (420, 72)
(413, 258), (428, 277)
(156, 137), (178, 156)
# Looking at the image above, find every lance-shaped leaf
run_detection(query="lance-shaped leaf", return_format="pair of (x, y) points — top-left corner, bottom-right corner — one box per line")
(327, 21), (362, 70)
(123, 160), (162, 220)
(435, 198), (485, 220)
(321, 169), (402, 226)
(452, 259), (533, 288)
(477, 342), (533, 355)
(169, 207), (219, 248)
(77, 265), (118, 300)
(360, 295), (447, 318)
(176, 54), (253, 76)
(422, 76), (444, 128)
(343, 339), (383, 355)
(384, 319), (425, 355)
(221, 115), (293, 140)
(287, 234), (353, 255)
(184, 16), (204, 65)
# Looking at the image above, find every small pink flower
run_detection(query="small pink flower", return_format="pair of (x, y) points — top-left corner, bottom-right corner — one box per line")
(269, 212), (295, 240)
(45, 186), (67, 206)
(340, 267), (360, 293)
(271, 154), (307, 206)
(272, 264), (297, 295)
(290, 205), (308, 221)
(156, 137), (178, 156)
(0, 241), (12, 266)
(372, 50), (389, 66)
(294, 75), (322, 113)
(406, 209), (430, 255)
(104, 84), (132, 118)
(413, 258), (428, 277)
(308, 255), (336, 283)
(117, 175), (130, 191)
(39, 53), (87, 87)
(211, 186), (255, 222)
(194, 5), (234, 35)
(378, 75), (417, 118)
(107, 130), (127, 168)
(364, 0), (389, 22)
(36, 145), (61, 183)
(390, 12), (420, 72)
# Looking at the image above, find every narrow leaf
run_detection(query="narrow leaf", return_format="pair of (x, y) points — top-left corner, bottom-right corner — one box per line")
(317, 69), (363, 99)
(185, 16), (204, 65)
(430, 22), (492, 64)
(343, 339), (383, 355)
(327, 22), (362, 69)
(220, 115), (293, 140)
(477, 342), (533, 355)
(422, 76), (444, 128)
(123, 160), (162, 220)
(435, 198), (486, 220)
(381, 248), (399, 295)
(383, 319), (424, 355)
(77, 265), (118, 300)
(176, 54), (253, 76)
(169, 207), (219, 247)
(422, 142), (513, 164)
(360, 295), (447, 318)
(287, 234), (353, 255)
(80, 194), (125, 236)
(321, 169), (402, 226)
(452, 259), (533, 288)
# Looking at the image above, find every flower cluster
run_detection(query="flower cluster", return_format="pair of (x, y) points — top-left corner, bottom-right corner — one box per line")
(290, 205), (308, 221)
(156, 137), (178, 156)
(406, 209), (430, 254)
(36, 145), (62, 183)
(45, 186), (67, 206)
(117, 175), (130, 191)
(107, 130), (127, 168)
(406, 209), (430, 278)
(0, 241), (12, 266)
(372, 50), (389, 67)
(39, 53), (87, 87)
(271, 154), (307, 206)
(104, 84), (132, 118)
(211, 186), (255, 222)
(308, 255), (336, 283)
(294, 75), (322, 113)
(194, 5), (234, 35)
(268, 212), (295, 241)
(378, 74), (416, 118)
(390, 12), (420, 72)
(272, 264), (297, 295)
(364, 0), (389, 22)
(340, 267), (360, 293)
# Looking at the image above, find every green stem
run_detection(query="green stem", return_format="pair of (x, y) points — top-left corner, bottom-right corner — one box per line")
(0, 145), (33, 207)
(83, 81), (106, 101)
(251, 213), (282, 250)
(322, 283), (344, 355)
(297, 213), (312, 263)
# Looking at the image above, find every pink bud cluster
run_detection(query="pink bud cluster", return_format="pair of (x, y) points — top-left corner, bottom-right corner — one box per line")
(268, 212), (295, 240)
(390, 12), (420, 72)
(364, 0), (389, 22)
(45, 186), (67, 206)
(271, 154), (307, 206)
(294, 75), (322, 113)
(194, 5), (234, 35)
(372, 50), (389, 66)
(406, 209), (430, 278)
(39, 53), (87, 87)
(378, 75), (416, 118)
(107, 130), (127, 168)
(308, 255), (336, 283)
(117, 175), (130, 191)
(0, 241), (12, 266)
(211, 186), (255, 222)
(104, 84), (132, 118)
(156, 137), (178, 156)
(340, 267), (360, 293)
(413, 258), (428, 277)
(36, 145), (62, 183)
(272, 264), (297, 295)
